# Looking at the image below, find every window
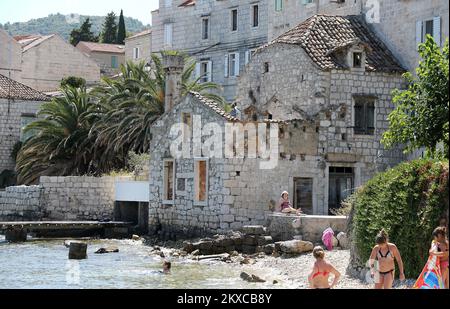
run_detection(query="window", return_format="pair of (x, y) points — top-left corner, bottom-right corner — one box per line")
(163, 159), (175, 203)
(202, 18), (209, 40)
(177, 178), (186, 191)
(164, 23), (173, 47)
(275, 0), (283, 11)
(181, 112), (192, 143)
(20, 114), (37, 142)
(252, 5), (259, 28)
(417, 17), (441, 46)
(133, 47), (140, 60)
(196, 60), (212, 83)
(194, 159), (208, 204)
(294, 178), (313, 215)
(353, 52), (362, 68)
(111, 56), (118, 68)
(244, 49), (256, 65)
(231, 9), (238, 32)
(328, 167), (353, 215)
(354, 96), (375, 135)
(226, 52), (240, 77)
(264, 62), (270, 73)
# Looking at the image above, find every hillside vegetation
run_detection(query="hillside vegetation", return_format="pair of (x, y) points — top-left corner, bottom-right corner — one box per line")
(0, 13), (149, 41)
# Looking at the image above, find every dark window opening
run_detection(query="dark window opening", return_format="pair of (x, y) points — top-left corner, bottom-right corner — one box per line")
(354, 97), (375, 135)
(177, 178), (186, 191)
(353, 52), (362, 68)
(328, 167), (353, 215)
(252, 5), (259, 27)
(231, 9), (238, 31)
(294, 178), (313, 215)
(264, 62), (269, 73)
(202, 18), (209, 40)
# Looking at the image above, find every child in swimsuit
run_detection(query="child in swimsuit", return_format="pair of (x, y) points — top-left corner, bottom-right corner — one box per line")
(308, 246), (340, 289)
(369, 229), (405, 289)
(430, 227), (449, 289)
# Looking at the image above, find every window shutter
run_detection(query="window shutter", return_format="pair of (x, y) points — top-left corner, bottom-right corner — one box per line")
(234, 52), (240, 76)
(416, 20), (423, 47)
(224, 55), (229, 77)
(207, 61), (212, 82)
(195, 62), (201, 79)
(433, 16), (441, 47)
(245, 50), (250, 65)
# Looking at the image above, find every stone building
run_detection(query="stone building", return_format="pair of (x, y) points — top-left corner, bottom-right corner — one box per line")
(125, 29), (152, 64)
(151, 0), (269, 101)
(13, 34), (100, 91)
(148, 14), (407, 237)
(76, 41), (125, 76)
(267, 0), (449, 72)
(0, 29), (22, 81)
(0, 74), (50, 175)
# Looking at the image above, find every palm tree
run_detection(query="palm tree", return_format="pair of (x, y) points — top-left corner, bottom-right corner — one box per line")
(92, 51), (227, 156)
(16, 86), (124, 184)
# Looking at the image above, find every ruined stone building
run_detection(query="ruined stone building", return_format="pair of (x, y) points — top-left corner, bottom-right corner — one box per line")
(150, 0), (448, 102)
(268, 0), (449, 72)
(125, 29), (152, 64)
(151, 0), (269, 101)
(148, 14), (406, 236)
(0, 74), (50, 177)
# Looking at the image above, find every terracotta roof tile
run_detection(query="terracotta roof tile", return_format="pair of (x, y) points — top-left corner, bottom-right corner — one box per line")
(257, 15), (405, 73)
(0, 74), (50, 101)
(179, 0), (196, 7)
(190, 91), (238, 122)
(126, 29), (152, 40)
(76, 41), (125, 54)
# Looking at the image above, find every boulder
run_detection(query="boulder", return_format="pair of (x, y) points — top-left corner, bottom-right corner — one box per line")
(131, 234), (140, 241)
(240, 272), (266, 283)
(191, 249), (200, 256)
(277, 240), (314, 254)
(242, 235), (258, 246)
(68, 242), (87, 259)
(263, 244), (275, 255)
(257, 236), (273, 246)
(242, 226), (266, 236)
(95, 247), (119, 254)
(337, 232), (349, 249)
(332, 236), (339, 248)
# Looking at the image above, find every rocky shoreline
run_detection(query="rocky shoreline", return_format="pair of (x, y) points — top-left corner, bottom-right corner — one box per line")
(140, 232), (415, 289)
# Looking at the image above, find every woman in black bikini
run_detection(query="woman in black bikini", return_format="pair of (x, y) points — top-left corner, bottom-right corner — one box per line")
(369, 229), (405, 289)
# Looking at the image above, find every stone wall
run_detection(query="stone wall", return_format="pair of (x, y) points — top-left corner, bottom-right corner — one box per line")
(0, 176), (118, 221)
(266, 213), (348, 243)
(125, 33), (152, 64)
(20, 35), (100, 92)
(0, 185), (43, 221)
(0, 29), (22, 81)
(0, 99), (43, 173)
(88, 52), (125, 76)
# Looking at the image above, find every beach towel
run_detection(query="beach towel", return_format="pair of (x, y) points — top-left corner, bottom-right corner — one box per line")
(413, 255), (444, 289)
(322, 227), (334, 251)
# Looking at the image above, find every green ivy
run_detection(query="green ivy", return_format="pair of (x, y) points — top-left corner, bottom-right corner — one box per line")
(351, 159), (448, 278)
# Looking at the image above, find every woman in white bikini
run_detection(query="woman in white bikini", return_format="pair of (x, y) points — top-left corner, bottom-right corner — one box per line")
(369, 229), (405, 289)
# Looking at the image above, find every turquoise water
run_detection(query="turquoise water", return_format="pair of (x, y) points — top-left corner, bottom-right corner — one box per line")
(0, 236), (284, 289)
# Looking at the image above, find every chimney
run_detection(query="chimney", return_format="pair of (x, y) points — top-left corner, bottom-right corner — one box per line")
(162, 54), (184, 112)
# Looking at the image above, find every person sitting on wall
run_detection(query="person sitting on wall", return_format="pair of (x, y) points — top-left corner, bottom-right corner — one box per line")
(277, 191), (302, 215)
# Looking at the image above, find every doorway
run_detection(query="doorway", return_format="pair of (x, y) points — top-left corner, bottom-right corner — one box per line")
(328, 167), (354, 215)
(293, 178), (313, 215)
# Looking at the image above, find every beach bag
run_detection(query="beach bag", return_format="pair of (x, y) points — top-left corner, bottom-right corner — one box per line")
(322, 227), (334, 251)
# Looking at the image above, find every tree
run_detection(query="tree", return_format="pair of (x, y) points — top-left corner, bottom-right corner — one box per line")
(382, 36), (449, 158)
(16, 86), (125, 185)
(91, 52), (226, 157)
(100, 12), (118, 44)
(61, 76), (86, 88)
(69, 18), (98, 46)
(117, 10), (126, 44)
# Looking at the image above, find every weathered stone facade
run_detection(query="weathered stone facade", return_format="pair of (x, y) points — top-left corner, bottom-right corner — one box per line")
(0, 29), (22, 81)
(0, 176), (117, 221)
(151, 0), (268, 101)
(17, 35), (101, 91)
(0, 99), (42, 172)
(125, 30), (152, 64)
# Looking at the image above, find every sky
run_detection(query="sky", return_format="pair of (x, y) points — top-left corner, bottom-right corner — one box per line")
(0, 0), (159, 25)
